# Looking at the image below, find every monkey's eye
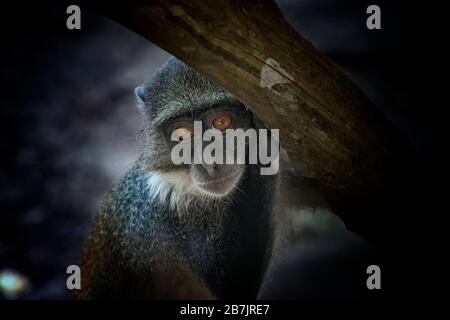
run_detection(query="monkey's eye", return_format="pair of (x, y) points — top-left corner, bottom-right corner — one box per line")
(212, 114), (233, 130)
(173, 126), (194, 141)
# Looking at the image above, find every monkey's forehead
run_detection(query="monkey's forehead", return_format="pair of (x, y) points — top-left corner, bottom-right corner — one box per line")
(151, 95), (239, 126)
(144, 57), (239, 126)
(149, 92), (238, 126)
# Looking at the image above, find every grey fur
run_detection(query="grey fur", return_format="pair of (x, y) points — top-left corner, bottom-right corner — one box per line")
(78, 58), (279, 299)
(141, 58), (238, 126)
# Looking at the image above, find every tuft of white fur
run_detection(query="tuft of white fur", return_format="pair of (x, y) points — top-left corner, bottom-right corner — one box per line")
(145, 170), (231, 215)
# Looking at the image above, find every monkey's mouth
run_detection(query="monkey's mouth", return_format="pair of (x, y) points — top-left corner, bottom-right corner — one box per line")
(192, 167), (243, 198)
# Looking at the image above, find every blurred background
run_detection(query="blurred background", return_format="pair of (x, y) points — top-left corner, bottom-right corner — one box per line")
(0, 0), (436, 299)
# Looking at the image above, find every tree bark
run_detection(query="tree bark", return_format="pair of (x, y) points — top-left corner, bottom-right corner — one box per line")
(88, 0), (419, 239)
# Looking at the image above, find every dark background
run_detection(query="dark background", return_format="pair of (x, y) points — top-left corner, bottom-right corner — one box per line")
(0, 1), (437, 299)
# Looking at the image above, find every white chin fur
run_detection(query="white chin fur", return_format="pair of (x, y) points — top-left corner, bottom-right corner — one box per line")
(146, 169), (230, 213)
(146, 168), (243, 213)
(146, 170), (196, 209)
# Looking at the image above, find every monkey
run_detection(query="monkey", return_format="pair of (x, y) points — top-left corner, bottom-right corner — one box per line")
(76, 57), (371, 300)
(76, 57), (280, 299)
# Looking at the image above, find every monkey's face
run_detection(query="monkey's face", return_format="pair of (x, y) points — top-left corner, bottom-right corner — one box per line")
(159, 103), (253, 198)
(136, 58), (271, 200)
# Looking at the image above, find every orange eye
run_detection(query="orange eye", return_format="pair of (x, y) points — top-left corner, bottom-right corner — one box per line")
(173, 126), (193, 141)
(212, 114), (233, 130)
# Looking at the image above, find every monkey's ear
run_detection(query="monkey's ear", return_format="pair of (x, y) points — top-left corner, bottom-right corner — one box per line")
(135, 86), (146, 102)
(134, 86), (147, 113)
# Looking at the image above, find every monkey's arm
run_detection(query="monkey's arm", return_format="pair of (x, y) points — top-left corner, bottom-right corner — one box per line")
(77, 201), (215, 300)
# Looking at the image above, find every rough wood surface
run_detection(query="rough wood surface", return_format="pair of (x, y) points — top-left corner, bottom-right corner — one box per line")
(89, 0), (418, 237)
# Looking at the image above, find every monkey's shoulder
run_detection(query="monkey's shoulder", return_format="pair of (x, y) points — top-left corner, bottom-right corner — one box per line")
(94, 164), (176, 243)
(102, 164), (158, 212)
